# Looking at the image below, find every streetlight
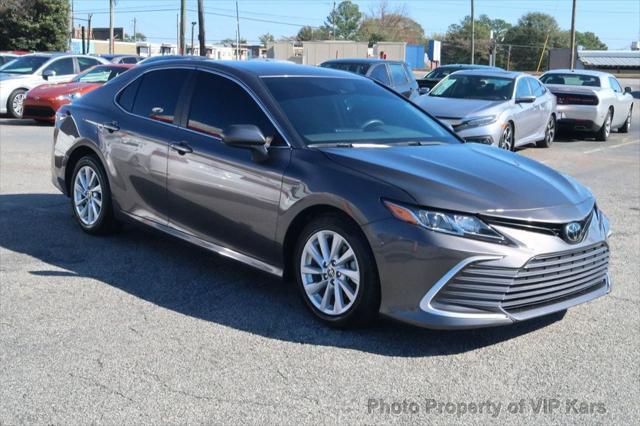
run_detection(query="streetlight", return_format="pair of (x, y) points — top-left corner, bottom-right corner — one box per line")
(191, 21), (196, 55)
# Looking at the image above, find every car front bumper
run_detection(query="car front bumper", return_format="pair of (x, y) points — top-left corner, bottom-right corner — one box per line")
(440, 119), (505, 146)
(363, 210), (611, 329)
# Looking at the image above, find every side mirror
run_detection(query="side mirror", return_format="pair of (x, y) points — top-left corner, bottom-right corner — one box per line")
(624, 86), (632, 94)
(222, 124), (269, 161)
(419, 87), (430, 95)
(516, 95), (536, 104)
(42, 69), (56, 80)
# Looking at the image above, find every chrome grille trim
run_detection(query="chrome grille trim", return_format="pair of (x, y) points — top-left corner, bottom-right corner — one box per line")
(432, 243), (609, 314)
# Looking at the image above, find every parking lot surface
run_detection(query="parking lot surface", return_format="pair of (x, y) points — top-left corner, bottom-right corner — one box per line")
(1, 95), (639, 424)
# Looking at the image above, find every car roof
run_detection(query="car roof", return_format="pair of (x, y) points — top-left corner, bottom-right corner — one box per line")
(445, 68), (523, 79)
(142, 58), (362, 79)
(321, 58), (405, 65)
(436, 64), (499, 69)
(542, 69), (612, 78)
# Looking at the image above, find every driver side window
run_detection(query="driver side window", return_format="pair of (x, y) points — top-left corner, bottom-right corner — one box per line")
(43, 58), (75, 76)
(515, 78), (532, 98)
(186, 71), (285, 146)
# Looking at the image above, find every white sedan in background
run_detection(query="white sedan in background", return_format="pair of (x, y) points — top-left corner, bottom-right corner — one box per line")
(0, 53), (108, 118)
(540, 69), (633, 141)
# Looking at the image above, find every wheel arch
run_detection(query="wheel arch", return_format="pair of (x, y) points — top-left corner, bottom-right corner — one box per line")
(63, 142), (107, 196)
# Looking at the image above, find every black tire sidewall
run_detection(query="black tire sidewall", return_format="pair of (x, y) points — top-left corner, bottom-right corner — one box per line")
(8, 89), (26, 118)
(293, 216), (380, 327)
(70, 156), (114, 234)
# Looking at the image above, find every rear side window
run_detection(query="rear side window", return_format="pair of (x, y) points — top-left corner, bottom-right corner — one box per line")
(322, 62), (370, 76)
(187, 71), (282, 144)
(78, 57), (102, 71)
(369, 64), (390, 85)
(117, 77), (142, 111)
(389, 63), (408, 85)
(129, 69), (188, 124)
(120, 57), (139, 64)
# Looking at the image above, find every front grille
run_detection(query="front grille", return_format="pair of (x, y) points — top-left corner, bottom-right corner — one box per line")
(433, 243), (609, 314)
(23, 105), (55, 118)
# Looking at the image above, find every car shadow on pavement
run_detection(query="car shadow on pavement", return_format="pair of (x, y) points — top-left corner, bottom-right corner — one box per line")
(0, 193), (566, 357)
(0, 117), (50, 126)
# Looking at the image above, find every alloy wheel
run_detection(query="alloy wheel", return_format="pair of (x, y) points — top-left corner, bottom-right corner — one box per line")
(300, 230), (360, 316)
(73, 165), (103, 226)
(499, 125), (513, 150)
(604, 113), (611, 138)
(12, 92), (25, 117)
(545, 117), (555, 143)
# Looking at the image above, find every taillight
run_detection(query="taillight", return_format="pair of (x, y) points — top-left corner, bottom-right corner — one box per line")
(556, 94), (599, 106)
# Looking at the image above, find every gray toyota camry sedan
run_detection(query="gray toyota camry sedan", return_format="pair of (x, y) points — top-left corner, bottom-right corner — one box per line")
(52, 59), (611, 329)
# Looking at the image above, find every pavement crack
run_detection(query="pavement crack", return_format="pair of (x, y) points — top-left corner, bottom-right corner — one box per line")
(68, 372), (134, 403)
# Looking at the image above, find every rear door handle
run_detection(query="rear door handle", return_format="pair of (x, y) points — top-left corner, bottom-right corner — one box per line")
(102, 121), (119, 132)
(170, 141), (193, 155)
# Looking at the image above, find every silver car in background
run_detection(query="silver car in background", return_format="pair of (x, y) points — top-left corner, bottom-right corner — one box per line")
(416, 70), (557, 150)
(540, 69), (633, 141)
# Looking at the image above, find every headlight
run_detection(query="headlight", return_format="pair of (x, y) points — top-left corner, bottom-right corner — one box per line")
(57, 92), (82, 101)
(456, 115), (497, 130)
(384, 200), (506, 243)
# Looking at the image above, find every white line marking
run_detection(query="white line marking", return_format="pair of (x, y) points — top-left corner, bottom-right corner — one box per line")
(583, 140), (640, 154)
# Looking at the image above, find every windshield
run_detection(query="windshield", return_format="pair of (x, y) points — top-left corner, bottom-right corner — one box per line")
(262, 76), (459, 146)
(429, 74), (514, 100)
(0, 56), (49, 74)
(320, 62), (370, 76)
(72, 66), (129, 83)
(540, 73), (601, 87)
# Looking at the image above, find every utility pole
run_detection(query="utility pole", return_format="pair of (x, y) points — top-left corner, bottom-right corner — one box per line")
(133, 17), (137, 43)
(235, 1), (241, 60)
(179, 0), (186, 55)
(506, 45), (512, 70)
(332, 1), (336, 40)
(569, 0), (577, 69)
(109, 0), (114, 54)
(198, 0), (206, 56)
(470, 0), (475, 64)
(191, 21), (196, 55)
(176, 14), (179, 49)
(69, 0), (74, 52)
(87, 14), (92, 47)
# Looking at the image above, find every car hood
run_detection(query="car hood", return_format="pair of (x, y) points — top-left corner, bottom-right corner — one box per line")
(320, 143), (594, 222)
(417, 96), (508, 119)
(27, 82), (100, 98)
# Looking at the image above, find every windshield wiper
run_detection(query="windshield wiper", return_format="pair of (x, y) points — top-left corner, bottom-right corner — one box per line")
(397, 140), (446, 146)
(308, 142), (353, 148)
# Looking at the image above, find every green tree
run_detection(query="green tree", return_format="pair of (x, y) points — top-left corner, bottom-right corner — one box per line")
(358, 14), (425, 46)
(574, 31), (607, 50)
(443, 14), (499, 64)
(296, 25), (329, 42)
(323, 0), (362, 40)
(502, 13), (566, 70)
(0, 0), (70, 51)
(259, 32), (275, 47)
(124, 32), (147, 42)
(221, 37), (247, 45)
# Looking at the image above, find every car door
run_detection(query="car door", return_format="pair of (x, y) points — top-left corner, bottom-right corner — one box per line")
(388, 62), (412, 98)
(108, 67), (192, 225)
(166, 70), (291, 265)
(512, 77), (537, 142)
(528, 77), (552, 137)
(41, 57), (76, 84)
(608, 77), (629, 127)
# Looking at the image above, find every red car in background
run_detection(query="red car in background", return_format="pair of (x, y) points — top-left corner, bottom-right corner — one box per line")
(22, 64), (134, 123)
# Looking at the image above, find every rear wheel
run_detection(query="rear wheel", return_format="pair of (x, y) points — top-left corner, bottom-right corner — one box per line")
(71, 156), (119, 235)
(536, 115), (555, 148)
(7, 89), (26, 118)
(498, 123), (514, 151)
(618, 106), (632, 133)
(294, 215), (380, 328)
(595, 109), (612, 141)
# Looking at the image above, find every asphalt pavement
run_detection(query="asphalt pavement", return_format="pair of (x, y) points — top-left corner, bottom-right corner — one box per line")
(0, 95), (639, 424)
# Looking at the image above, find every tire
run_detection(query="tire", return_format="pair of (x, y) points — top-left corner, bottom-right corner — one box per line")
(536, 115), (556, 148)
(70, 155), (119, 235)
(294, 215), (380, 328)
(7, 89), (26, 118)
(498, 122), (514, 151)
(595, 109), (612, 141)
(618, 106), (632, 133)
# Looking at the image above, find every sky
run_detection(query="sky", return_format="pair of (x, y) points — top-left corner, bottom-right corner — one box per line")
(70, 0), (640, 50)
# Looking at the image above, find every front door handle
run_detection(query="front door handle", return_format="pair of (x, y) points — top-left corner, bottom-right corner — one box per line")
(170, 141), (193, 155)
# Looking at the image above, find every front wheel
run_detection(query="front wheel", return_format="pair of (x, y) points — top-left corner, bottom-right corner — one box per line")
(618, 107), (632, 133)
(71, 156), (119, 235)
(498, 122), (514, 151)
(536, 115), (555, 148)
(7, 89), (26, 118)
(595, 109), (612, 141)
(294, 215), (380, 328)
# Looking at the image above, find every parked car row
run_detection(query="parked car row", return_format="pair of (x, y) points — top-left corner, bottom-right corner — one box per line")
(50, 59), (612, 329)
